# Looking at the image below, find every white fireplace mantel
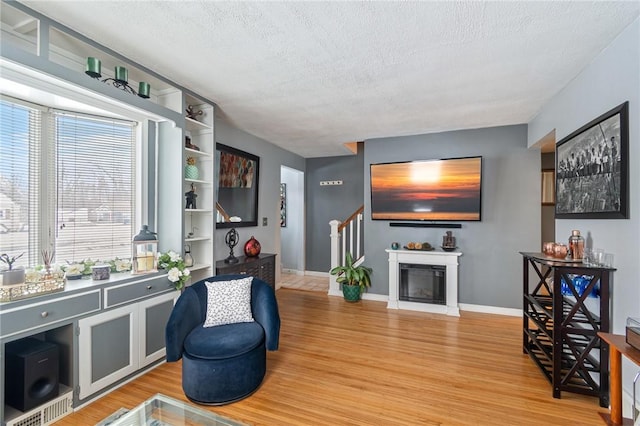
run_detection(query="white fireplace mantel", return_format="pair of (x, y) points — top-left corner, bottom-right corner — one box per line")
(386, 249), (462, 316)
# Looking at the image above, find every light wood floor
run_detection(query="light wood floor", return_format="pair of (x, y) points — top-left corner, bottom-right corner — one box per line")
(54, 287), (608, 426)
(278, 272), (329, 292)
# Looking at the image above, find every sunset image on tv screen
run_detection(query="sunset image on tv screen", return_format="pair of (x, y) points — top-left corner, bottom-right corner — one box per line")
(370, 157), (482, 221)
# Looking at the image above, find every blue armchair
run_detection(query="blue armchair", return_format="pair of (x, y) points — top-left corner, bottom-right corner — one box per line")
(165, 275), (280, 405)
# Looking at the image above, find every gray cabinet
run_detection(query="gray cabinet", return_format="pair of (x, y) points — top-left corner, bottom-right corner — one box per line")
(0, 290), (101, 339)
(77, 290), (177, 400)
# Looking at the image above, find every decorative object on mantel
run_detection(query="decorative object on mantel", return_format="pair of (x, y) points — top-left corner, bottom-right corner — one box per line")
(330, 252), (372, 302)
(441, 231), (457, 252)
(185, 105), (203, 120)
(85, 57), (151, 98)
(158, 250), (190, 291)
(185, 156), (199, 180)
(390, 242), (400, 250)
(185, 183), (197, 209)
(403, 242), (433, 251)
(0, 252), (25, 286)
(132, 225), (158, 274)
(224, 228), (240, 264)
(243, 236), (261, 257)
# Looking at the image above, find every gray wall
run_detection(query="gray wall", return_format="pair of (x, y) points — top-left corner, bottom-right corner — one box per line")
(214, 118), (305, 280)
(529, 17), (640, 334)
(364, 125), (539, 309)
(305, 145), (365, 272)
(281, 166), (305, 271)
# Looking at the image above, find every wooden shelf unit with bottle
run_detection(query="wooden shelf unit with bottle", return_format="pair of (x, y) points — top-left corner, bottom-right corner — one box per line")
(520, 252), (614, 408)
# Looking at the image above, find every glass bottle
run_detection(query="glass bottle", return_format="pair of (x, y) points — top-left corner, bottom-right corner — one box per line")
(568, 229), (585, 260)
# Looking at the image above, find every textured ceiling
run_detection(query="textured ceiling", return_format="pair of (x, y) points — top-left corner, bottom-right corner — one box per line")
(21, 1), (640, 158)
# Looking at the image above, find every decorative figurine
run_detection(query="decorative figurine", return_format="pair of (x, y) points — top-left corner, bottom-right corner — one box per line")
(442, 231), (457, 251)
(224, 228), (239, 264)
(185, 136), (200, 151)
(185, 183), (197, 209)
(185, 105), (203, 120)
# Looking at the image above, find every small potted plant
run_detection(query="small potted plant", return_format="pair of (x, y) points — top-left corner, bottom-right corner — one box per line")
(330, 252), (372, 302)
(0, 253), (25, 286)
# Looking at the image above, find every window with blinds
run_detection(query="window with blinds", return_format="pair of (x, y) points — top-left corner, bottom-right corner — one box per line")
(0, 97), (137, 269)
(0, 98), (41, 268)
(53, 111), (136, 262)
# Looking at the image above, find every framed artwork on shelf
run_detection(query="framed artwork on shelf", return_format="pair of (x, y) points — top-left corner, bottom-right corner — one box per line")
(280, 183), (287, 227)
(555, 101), (629, 219)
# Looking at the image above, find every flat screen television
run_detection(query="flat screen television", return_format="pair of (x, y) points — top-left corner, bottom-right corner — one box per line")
(370, 156), (482, 221)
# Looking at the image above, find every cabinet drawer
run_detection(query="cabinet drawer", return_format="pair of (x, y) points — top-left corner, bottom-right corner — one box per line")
(0, 290), (101, 338)
(105, 276), (174, 308)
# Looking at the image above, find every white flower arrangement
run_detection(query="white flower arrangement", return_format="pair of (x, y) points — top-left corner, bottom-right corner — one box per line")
(158, 250), (190, 290)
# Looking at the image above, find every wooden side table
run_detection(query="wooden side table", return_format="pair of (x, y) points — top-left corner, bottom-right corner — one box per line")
(598, 332), (640, 425)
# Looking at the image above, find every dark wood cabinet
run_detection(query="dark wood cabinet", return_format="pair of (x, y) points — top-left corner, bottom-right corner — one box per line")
(215, 253), (276, 291)
(521, 252), (614, 407)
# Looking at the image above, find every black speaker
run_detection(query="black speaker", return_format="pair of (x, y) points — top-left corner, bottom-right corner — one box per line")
(5, 337), (59, 412)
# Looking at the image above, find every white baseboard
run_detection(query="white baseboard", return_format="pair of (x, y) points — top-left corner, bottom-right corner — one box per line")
(361, 292), (388, 302)
(305, 270), (330, 278)
(458, 303), (522, 317)
(324, 293), (523, 316)
(282, 268), (304, 275)
(328, 289), (342, 297)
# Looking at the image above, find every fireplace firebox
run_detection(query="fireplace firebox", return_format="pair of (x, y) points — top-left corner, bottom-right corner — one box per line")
(399, 263), (446, 305)
(386, 248), (461, 316)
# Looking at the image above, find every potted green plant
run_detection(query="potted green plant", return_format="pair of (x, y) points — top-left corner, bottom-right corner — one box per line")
(330, 252), (372, 302)
(0, 253), (25, 286)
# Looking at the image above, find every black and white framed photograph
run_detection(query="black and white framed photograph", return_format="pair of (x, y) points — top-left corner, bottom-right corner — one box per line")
(280, 183), (287, 227)
(555, 101), (629, 219)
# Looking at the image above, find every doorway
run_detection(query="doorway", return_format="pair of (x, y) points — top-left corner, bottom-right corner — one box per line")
(280, 166), (305, 275)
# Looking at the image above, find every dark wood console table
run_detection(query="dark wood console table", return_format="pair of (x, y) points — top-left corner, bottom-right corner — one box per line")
(215, 253), (276, 291)
(521, 252), (615, 407)
(597, 332), (640, 425)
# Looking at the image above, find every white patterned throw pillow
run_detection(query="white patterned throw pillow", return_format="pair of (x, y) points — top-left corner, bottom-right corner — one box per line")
(203, 277), (255, 327)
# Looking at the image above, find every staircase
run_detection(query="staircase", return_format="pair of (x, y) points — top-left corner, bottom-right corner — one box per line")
(329, 205), (364, 296)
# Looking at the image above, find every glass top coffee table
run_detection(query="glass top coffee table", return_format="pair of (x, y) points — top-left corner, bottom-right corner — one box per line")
(104, 393), (246, 426)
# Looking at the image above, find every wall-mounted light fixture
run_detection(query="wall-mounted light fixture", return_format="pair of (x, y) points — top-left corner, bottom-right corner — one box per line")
(85, 57), (150, 99)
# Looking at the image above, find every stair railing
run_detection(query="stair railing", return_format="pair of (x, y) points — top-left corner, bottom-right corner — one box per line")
(329, 205), (364, 296)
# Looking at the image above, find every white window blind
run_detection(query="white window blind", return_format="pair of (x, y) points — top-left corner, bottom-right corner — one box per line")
(52, 111), (136, 263)
(0, 98), (41, 268)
